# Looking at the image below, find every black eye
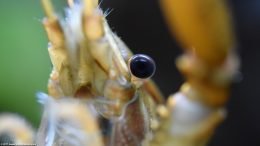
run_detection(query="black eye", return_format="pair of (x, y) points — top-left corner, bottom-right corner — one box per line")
(129, 54), (156, 79)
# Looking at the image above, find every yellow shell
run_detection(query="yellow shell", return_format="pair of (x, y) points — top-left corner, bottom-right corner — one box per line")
(161, 0), (234, 66)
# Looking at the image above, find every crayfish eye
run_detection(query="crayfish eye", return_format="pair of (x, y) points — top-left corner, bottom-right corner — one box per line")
(129, 54), (156, 79)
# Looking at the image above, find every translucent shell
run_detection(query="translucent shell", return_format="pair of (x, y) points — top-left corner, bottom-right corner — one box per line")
(36, 93), (103, 146)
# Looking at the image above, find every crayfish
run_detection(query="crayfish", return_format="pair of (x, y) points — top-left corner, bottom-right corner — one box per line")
(0, 0), (239, 146)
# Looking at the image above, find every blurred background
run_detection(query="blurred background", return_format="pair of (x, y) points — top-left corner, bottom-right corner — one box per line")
(0, 0), (259, 146)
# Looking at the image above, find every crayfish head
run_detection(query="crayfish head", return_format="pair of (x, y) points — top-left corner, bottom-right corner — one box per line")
(95, 54), (156, 118)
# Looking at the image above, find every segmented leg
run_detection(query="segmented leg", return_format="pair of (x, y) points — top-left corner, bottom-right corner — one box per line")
(143, 0), (239, 145)
(0, 114), (35, 144)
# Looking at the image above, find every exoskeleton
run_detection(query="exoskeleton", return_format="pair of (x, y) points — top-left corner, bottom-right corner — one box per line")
(39, 0), (164, 145)
(0, 0), (240, 146)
